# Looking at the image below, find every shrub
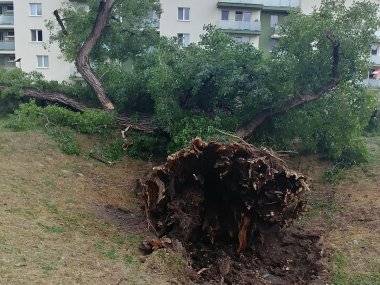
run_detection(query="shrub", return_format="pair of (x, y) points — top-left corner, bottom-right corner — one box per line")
(126, 132), (169, 160)
(91, 138), (127, 162)
(5, 101), (116, 156)
(47, 127), (81, 155)
(254, 86), (375, 166)
(6, 101), (116, 135)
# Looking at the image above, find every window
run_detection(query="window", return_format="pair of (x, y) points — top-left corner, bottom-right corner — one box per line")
(221, 10), (229, 21)
(178, 7), (190, 21)
(31, 29), (43, 42)
(270, 38), (278, 51)
(270, 15), (279, 28)
(233, 36), (250, 44)
(235, 11), (243, 21)
(371, 45), (378, 56)
(30, 3), (42, 16)
(243, 12), (252, 22)
(177, 33), (190, 47)
(37, 55), (49, 68)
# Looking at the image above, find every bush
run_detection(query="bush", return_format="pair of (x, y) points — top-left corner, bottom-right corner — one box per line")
(126, 132), (169, 160)
(6, 101), (116, 135)
(47, 127), (81, 155)
(5, 101), (116, 156)
(90, 138), (127, 162)
(254, 86), (375, 166)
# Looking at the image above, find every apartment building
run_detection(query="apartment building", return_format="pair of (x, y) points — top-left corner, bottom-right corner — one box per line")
(160, 0), (301, 49)
(0, 0), (74, 81)
(160, 0), (380, 87)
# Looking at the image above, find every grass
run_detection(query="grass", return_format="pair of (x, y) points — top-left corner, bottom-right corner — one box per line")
(0, 124), (188, 284)
(295, 131), (380, 284)
(1, 112), (379, 284)
(331, 251), (380, 285)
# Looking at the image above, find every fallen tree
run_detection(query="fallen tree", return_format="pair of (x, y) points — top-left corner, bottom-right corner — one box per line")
(53, 0), (116, 111)
(0, 85), (86, 112)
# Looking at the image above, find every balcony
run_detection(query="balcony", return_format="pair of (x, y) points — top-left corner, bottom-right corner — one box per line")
(217, 0), (300, 10)
(0, 14), (14, 25)
(363, 78), (380, 89)
(219, 20), (261, 34)
(0, 41), (15, 51)
(371, 55), (380, 66)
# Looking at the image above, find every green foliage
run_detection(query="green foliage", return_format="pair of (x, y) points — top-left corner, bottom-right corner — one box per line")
(365, 90), (380, 134)
(126, 132), (169, 160)
(90, 138), (126, 162)
(5, 101), (116, 156)
(46, 127), (81, 155)
(255, 85), (375, 165)
(3, 0), (379, 165)
(6, 101), (116, 135)
(48, 0), (160, 62)
(168, 116), (225, 152)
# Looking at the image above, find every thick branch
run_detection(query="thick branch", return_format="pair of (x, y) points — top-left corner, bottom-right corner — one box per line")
(22, 89), (87, 112)
(53, 10), (68, 35)
(236, 80), (339, 138)
(75, 0), (116, 111)
(0, 85), (86, 112)
(237, 33), (341, 139)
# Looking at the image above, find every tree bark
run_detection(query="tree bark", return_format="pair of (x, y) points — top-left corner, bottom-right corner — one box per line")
(74, 0), (115, 111)
(236, 33), (341, 139)
(0, 85), (86, 112)
(53, 10), (68, 36)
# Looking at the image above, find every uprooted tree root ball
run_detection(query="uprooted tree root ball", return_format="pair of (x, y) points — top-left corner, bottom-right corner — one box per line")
(139, 139), (325, 284)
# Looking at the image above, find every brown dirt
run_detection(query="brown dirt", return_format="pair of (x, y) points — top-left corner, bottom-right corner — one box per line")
(140, 139), (326, 285)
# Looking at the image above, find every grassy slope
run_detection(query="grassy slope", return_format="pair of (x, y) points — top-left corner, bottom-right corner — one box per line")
(294, 91), (380, 285)
(0, 112), (379, 284)
(0, 126), (187, 285)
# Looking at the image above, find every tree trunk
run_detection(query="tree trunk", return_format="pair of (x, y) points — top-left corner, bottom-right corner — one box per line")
(75, 0), (115, 111)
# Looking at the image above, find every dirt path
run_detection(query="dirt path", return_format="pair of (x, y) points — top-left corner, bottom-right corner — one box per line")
(0, 129), (187, 285)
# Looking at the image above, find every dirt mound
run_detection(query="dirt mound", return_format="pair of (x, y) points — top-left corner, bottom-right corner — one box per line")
(139, 139), (325, 284)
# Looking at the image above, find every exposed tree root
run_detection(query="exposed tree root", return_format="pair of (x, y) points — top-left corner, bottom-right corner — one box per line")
(141, 138), (308, 252)
(139, 139), (327, 284)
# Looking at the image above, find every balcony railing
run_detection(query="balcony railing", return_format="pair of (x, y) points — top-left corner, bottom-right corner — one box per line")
(0, 41), (15, 51)
(219, 20), (261, 33)
(217, 0), (300, 8)
(371, 55), (380, 66)
(363, 79), (380, 89)
(0, 14), (14, 25)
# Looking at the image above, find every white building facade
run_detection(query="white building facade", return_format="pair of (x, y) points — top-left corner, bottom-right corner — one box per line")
(159, 0), (301, 48)
(0, 1), (379, 83)
(0, 0), (75, 81)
